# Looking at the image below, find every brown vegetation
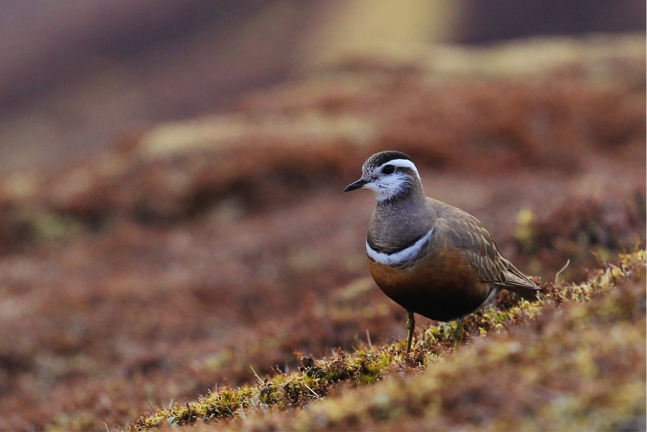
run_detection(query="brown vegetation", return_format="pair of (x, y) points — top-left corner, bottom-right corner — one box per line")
(0, 35), (644, 431)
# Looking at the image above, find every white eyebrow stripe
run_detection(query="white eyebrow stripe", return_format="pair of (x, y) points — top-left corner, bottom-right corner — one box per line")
(366, 228), (433, 266)
(377, 159), (420, 179)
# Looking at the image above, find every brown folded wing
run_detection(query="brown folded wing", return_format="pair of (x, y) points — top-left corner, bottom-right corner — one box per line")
(437, 205), (540, 300)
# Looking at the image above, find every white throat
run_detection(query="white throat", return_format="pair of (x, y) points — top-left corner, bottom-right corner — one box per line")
(363, 177), (411, 201)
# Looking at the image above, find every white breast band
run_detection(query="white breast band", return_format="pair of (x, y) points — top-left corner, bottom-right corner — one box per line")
(366, 228), (434, 267)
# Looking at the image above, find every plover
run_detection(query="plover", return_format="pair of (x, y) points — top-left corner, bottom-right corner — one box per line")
(345, 150), (540, 352)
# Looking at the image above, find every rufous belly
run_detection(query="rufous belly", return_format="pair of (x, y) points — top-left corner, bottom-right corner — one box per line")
(367, 247), (491, 322)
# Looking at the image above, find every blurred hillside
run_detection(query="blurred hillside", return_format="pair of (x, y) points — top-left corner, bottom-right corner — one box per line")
(0, 34), (644, 431)
(0, 0), (644, 172)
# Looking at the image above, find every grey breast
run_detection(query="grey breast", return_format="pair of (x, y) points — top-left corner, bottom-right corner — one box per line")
(367, 196), (438, 269)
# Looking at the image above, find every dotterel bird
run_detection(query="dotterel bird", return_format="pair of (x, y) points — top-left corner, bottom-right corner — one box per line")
(344, 151), (540, 352)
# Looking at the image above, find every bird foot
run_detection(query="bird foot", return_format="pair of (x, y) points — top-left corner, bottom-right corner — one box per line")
(405, 311), (415, 354)
(452, 318), (465, 350)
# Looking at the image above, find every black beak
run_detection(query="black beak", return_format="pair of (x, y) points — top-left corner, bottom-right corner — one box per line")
(344, 179), (368, 192)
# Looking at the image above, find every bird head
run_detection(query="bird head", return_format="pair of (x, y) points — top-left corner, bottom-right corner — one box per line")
(344, 151), (421, 202)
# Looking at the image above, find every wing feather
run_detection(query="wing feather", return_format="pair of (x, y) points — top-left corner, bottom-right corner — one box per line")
(437, 204), (540, 300)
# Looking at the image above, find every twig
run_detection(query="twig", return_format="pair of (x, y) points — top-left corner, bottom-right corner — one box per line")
(366, 329), (372, 348)
(145, 399), (155, 412)
(303, 383), (321, 400)
(555, 259), (571, 284)
(250, 366), (263, 383)
(591, 250), (607, 269)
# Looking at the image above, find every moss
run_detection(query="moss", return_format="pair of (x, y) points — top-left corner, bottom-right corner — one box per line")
(255, 253), (646, 432)
(16, 210), (85, 244)
(131, 250), (646, 431)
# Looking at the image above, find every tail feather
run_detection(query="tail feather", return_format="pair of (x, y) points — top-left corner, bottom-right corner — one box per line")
(497, 269), (541, 301)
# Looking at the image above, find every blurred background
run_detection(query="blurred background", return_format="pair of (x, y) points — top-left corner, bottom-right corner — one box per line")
(0, 0), (644, 171)
(0, 1), (644, 431)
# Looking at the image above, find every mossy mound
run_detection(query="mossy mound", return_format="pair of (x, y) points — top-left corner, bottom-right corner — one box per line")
(132, 249), (646, 431)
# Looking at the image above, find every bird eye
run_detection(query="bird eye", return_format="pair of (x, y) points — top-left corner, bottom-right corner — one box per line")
(382, 165), (395, 175)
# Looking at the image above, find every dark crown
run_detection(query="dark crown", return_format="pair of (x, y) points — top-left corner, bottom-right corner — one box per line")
(366, 151), (412, 168)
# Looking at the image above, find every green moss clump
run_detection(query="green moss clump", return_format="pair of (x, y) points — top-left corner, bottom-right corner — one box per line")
(131, 249), (646, 431)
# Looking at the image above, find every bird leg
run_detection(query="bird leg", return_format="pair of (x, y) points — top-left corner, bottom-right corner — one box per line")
(453, 317), (465, 350)
(406, 311), (415, 354)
